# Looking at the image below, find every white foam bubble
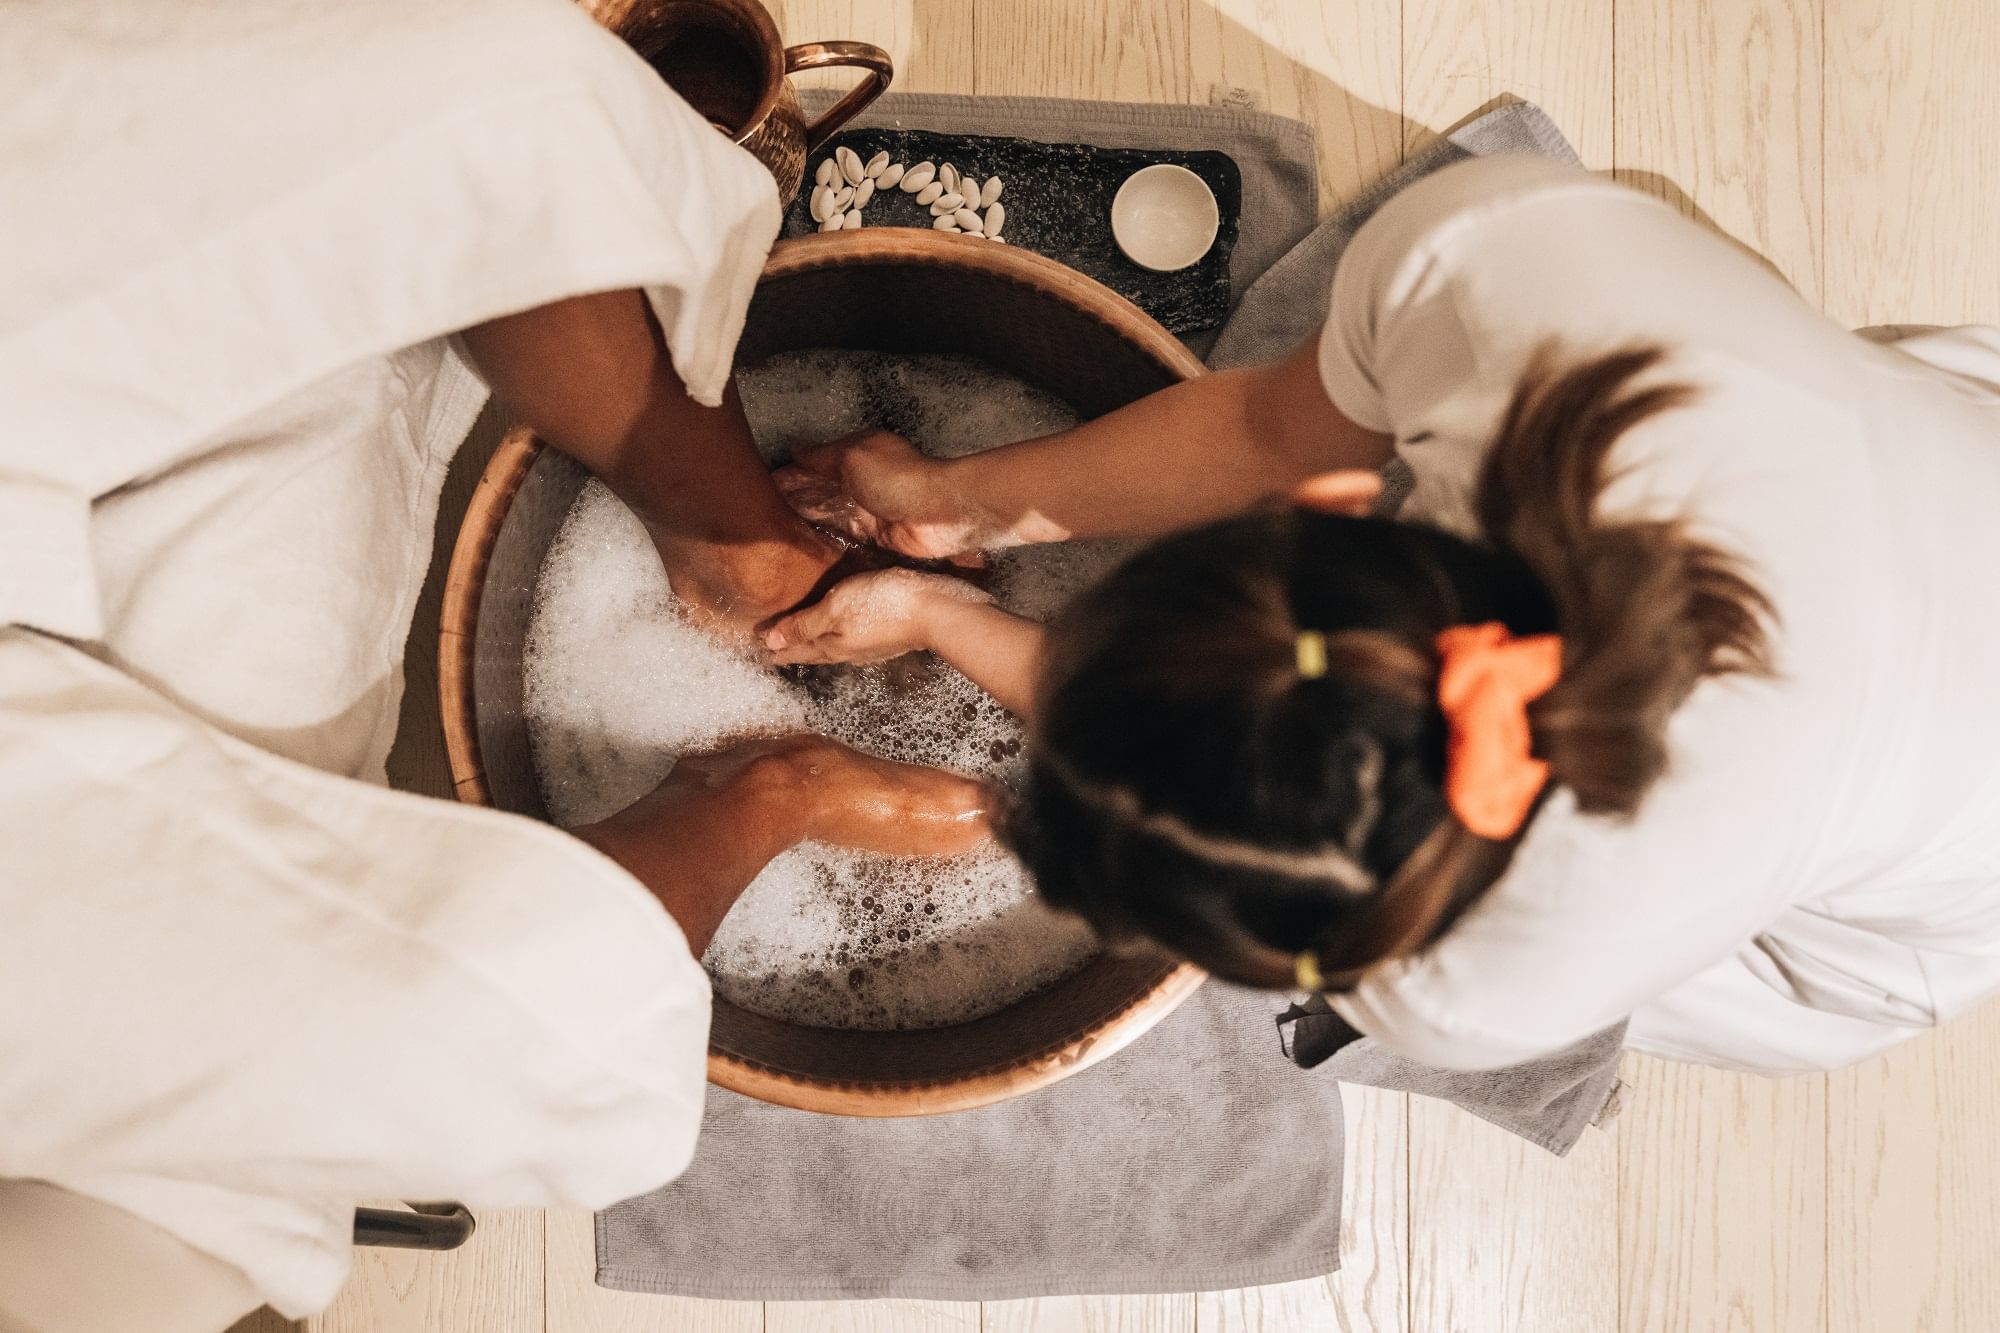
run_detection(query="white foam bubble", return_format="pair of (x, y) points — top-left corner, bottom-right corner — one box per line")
(523, 352), (1134, 1030)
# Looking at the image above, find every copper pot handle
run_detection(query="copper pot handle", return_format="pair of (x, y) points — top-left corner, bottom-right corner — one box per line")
(785, 41), (894, 152)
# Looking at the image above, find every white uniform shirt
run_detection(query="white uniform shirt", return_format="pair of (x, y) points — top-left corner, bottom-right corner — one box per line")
(1318, 157), (2000, 1076)
(1, 0), (778, 1316)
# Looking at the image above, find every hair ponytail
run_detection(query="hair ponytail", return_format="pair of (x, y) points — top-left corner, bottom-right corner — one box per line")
(1009, 342), (1775, 992)
(1478, 344), (1773, 816)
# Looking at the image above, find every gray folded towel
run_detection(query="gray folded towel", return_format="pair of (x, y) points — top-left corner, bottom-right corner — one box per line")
(595, 94), (1624, 1302)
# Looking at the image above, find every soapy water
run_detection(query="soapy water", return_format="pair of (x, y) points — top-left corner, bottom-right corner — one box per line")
(523, 351), (1135, 1030)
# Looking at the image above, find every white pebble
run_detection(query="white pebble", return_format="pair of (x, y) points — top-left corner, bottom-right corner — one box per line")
(981, 176), (1005, 207)
(877, 162), (905, 189)
(815, 158), (836, 189)
(900, 161), (936, 193)
(854, 178), (875, 208)
(837, 146), (865, 184)
(916, 181), (944, 206)
(984, 200), (1006, 238)
(843, 207), (864, 229)
(954, 207), (983, 232)
(939, 162), (959, 194)
(864, 150), (891, 178)
(933, 214), (959, 231)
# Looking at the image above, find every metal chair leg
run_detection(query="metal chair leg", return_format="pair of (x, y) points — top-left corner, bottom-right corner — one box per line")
(352, 1201), (476, 1250)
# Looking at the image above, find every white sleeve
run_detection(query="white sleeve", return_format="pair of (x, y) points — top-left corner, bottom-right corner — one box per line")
(3, 0), (781, 557)
(0, 630), (711, 1314)
(1317, 154), (1839, 447)
(1315, 157), (1600, 434)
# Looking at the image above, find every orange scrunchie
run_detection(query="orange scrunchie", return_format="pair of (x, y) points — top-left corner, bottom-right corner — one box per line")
(1435, 623), (1564, 840)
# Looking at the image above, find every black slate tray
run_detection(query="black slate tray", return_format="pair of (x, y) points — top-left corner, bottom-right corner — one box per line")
(782, 128), (1242, 335)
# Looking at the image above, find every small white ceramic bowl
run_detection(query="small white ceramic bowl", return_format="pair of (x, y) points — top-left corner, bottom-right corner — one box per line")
(1110, 164), (1220, 272)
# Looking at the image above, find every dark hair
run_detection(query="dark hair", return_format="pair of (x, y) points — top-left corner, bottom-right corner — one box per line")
(1003, 345), (1774, 991)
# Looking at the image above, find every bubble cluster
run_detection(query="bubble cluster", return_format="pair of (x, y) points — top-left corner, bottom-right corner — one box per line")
(523, 352), (1137, 1030)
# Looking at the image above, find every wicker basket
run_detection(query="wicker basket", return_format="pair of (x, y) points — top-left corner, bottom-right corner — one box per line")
(440, 230), (1207, 1116)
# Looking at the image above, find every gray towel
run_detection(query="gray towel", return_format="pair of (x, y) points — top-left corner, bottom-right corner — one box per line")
(596, 96), (1623, 1301)
(600, 982), (1347, 1301)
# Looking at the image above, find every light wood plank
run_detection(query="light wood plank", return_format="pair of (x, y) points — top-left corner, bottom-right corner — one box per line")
(1612, 0), (1824, 301)
(1186, 0), (1405, 206)
(1402, 0), (1613, 167)
(1828, 1005), (2000, 1333)
(984, 1294), (1194, 1332)
(767, 1298), (978, 1331)
(1608, 7), (1829, 1330)
(257, 1208), (543, 1333)
(1407, 1098), (1619, 1333)
(544, 1206), (761, 1333)
(1400, 6), (1617, 1326)
(1332, 1086), (1409, 1331)
(770, 0), (977, 95)
(1824, 5), (2000, 1322)
(1823, 0), (2000, 327)
(975, 0), (1191, 102)
(1196, 1278), (1337, 1333)
(1616, 1058), (1825, 1333)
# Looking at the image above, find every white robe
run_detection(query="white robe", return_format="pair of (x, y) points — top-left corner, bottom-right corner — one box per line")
(0, 0), (779, 1315)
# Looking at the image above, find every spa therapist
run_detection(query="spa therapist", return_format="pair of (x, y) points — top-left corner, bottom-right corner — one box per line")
(0, 1), (985, 1324)
(770, 155), (2000, 1076)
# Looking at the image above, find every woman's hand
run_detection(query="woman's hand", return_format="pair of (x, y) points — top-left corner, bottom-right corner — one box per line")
(762, 568), (992, 666)
(775, 431), (1010, 561)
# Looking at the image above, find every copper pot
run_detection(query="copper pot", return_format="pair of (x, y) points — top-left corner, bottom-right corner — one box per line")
(591, 0), (891, 200)
(441, 231), (1208, 1115)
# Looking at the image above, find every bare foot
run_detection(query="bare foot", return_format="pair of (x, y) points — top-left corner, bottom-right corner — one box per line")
(653, 524), (844, 636)
(678, 735), (995, 858)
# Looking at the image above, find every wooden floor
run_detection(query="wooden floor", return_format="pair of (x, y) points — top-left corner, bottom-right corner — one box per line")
(235, 0), (2000, 1329)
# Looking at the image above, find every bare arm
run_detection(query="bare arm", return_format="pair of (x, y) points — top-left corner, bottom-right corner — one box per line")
(765, 570), (1046, 719)
(779, 337), (1395, 558)
(951, 338), (1393, 543)
(919, 596), (1043, 719)
(459, 290), (836, 628)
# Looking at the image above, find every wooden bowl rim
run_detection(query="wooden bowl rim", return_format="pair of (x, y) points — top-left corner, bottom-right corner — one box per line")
(706, 959), (1207, 1116)
(751, 230), (1210, 387)
(438, 230), (1208, 1115)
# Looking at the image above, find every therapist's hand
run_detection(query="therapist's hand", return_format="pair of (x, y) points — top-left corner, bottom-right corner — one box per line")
(458, 291), (843, 639)
(776, 431), (1011, 561)
(763, 568), (989, 666)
